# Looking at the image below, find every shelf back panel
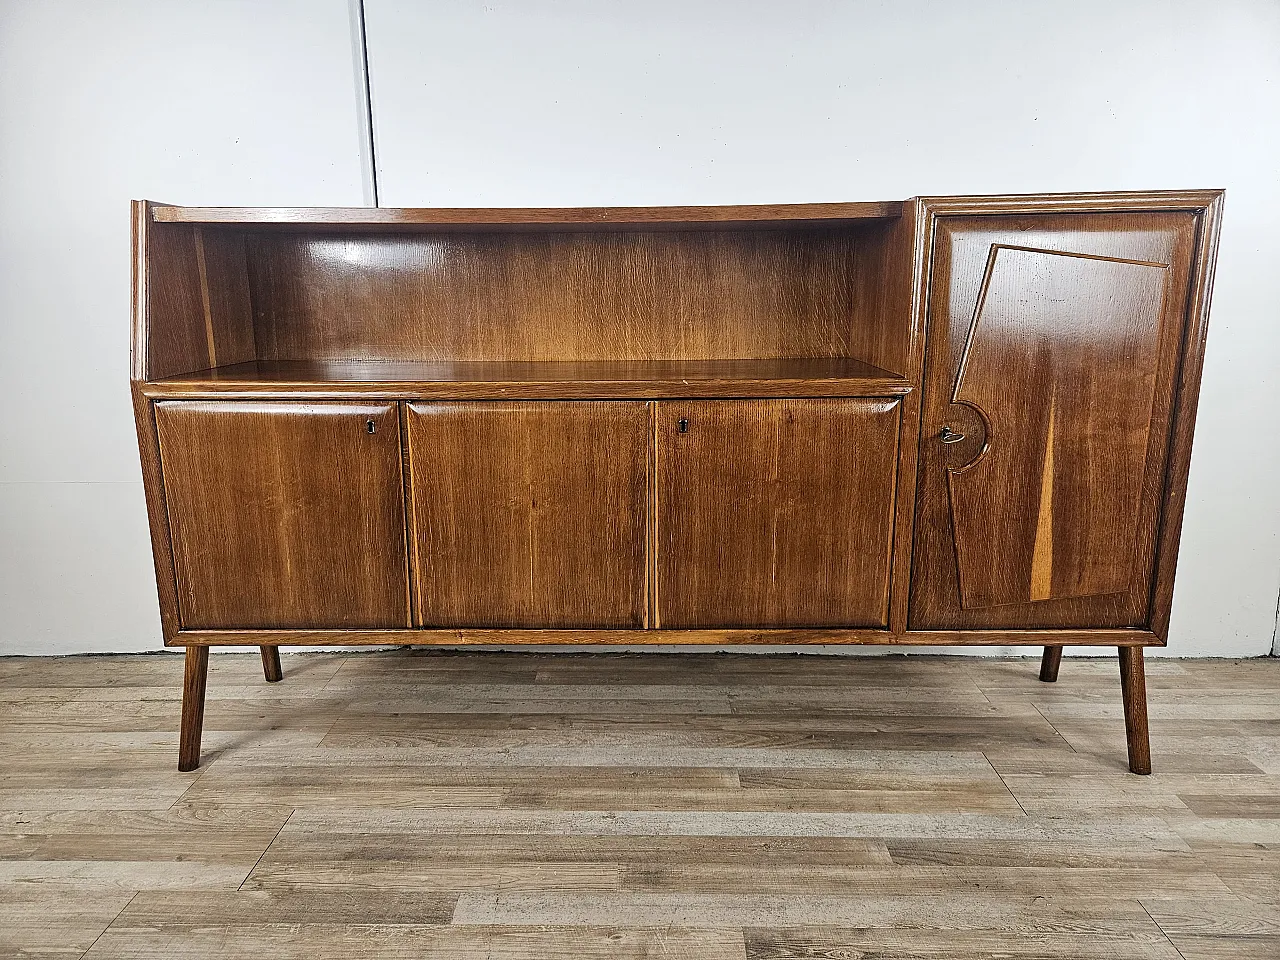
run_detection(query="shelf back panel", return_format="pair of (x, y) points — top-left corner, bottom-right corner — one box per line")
(245, 227), (885, 363)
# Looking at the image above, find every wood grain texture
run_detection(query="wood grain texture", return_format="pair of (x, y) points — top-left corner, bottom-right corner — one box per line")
(170, 628), (1160, 647)
(406, 402), (650, 628)
(130, 384), (181, 640)
(1119, 646), (1152, 775)
(656, 399), (900, 628)
(154, 401), (409, 629)
(141, 357), (911, 400)
(1039, 645), (1064, 683)
(143, 221), (254, 380)
(2, 650), (1275, 958)
(151, 199), (903, 226)
(909, 211), (1198, 630)
(1148, 193), (1226, 640)
(846, 205), (919, 379)
(246, 229), (878, 363)
(260, 646), (283, 683)
(177, 645), (208, 771)
(947, 244), (1169, 608)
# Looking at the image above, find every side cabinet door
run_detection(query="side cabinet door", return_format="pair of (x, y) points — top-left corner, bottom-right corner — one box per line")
(405, 401), (650, 628)
(155, 401), (410, 629)
(656, 398), (900, 628)
(909, 212), (1199, 630)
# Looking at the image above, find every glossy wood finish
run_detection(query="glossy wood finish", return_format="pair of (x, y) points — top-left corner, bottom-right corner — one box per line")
(5, 651), (1277, 958)
(1039, 645), (1063, 683)
(405, 402), (650, 628)
(173, 627), (1159, 647)
(151, 199), (904, 227)
(176, 645), (208, 771)
(154, 401), (410, 629)
(133, 202), (255, 380)
(260, 646), (283, 683)
(1118, 645), (1152, 775)
(909, 212), (1199, 630)
(130, 383), (181, 640)
(128, 194), (1225, 775)
(141, 357), (910, 400)
(247, 228), (887, 364)
(655, 399), (900, 628)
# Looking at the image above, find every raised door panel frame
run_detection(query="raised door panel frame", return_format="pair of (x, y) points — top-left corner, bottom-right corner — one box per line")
(896, 191), (1224, 643)
(154, 400), (411, 630)
(654, 397), (902, 629)
(405, 400), (651, 628)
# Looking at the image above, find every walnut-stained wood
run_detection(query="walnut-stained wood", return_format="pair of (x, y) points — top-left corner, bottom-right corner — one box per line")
(129, 384), (181, 641)
(154, 401), (410, 629)
(126, 193), (1225, 777)
(172, 627), (1159, 647)
(405, 402), (650, 628)
(260, 646), (283, 683)
(137, 207), (255, 380)
(655, 399), (900, 628)
(1118, 645), (1152, 775)
(951, 245), (1169, 607)
(141, 357), (910, 400)
(909, 211), (1199, 631)
(177, 645), (208, 771)
(247, 228), (880, 363)
(1039, 645), (1063, 683)
(151, 199), (903, 227)
(1149, 192), (1226, 640)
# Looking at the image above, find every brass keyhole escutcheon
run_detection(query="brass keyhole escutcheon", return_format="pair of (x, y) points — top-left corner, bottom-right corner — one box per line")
(366, 419), (376, 434)
(677, 418), (689, 434)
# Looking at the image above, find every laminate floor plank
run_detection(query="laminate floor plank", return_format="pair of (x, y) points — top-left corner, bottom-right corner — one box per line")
(743, 925), (1183, 959)
(0, 650), (1275, 959)
(82, 924), (748, 960)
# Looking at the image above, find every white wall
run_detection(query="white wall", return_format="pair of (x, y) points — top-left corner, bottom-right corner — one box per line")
(0, 0), (367, 655)
(365, 0), (1280, 658)
(2, 1), (1277, 658)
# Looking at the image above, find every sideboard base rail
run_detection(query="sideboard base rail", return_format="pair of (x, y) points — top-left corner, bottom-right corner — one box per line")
(166, 628), (1163, 647)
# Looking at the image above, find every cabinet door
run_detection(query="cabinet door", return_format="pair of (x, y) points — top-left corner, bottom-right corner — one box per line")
(909, 213), (1198, 630)
(656, 398), (900, 628)
(155, 401), (410, 629)
(406, 401), (649, 627)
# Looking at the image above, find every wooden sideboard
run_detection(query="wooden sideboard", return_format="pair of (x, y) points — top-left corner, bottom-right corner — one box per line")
(130, 192), (1224, 773)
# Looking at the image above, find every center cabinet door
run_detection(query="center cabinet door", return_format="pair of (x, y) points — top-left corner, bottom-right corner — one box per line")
(655, 398), (901, 628)
(909, 211), (1199, 630)
(405, 401), (650, 628)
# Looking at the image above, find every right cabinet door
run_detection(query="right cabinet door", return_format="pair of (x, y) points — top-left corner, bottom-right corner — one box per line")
(656, 398), (901, 628)
(910, 212), (1199, 630)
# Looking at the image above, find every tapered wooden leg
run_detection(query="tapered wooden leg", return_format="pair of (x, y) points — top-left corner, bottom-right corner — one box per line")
(178, 646), (209, 772)
(1118, 646), (1151, 775)
(260, 645), (283, 683)
(1039, 645), (1064, 682)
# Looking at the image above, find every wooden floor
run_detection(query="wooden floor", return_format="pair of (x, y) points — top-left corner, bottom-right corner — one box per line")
(1, 650), (1278, 959)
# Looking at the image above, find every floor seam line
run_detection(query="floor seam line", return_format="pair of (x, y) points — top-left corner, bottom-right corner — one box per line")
(1138, 898), (1191, 960)
(1030, 700), (1079, 755)
(77, 890), (137, 960)
(237, 807), (295, 892)
(985, 751), (1031, 817)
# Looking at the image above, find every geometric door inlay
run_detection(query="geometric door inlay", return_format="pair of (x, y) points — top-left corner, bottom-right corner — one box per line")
(947, 245), (1169, 609)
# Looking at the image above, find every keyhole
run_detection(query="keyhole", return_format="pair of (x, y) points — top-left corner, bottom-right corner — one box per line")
(366, 419), (376, 434)
(677, 418), (689, 434)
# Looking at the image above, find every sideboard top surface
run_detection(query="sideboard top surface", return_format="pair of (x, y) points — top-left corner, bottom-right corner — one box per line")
(148, 200), (906, 230)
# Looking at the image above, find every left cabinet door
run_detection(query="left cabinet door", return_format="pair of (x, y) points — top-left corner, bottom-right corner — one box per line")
(155, 401), (411, 629)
